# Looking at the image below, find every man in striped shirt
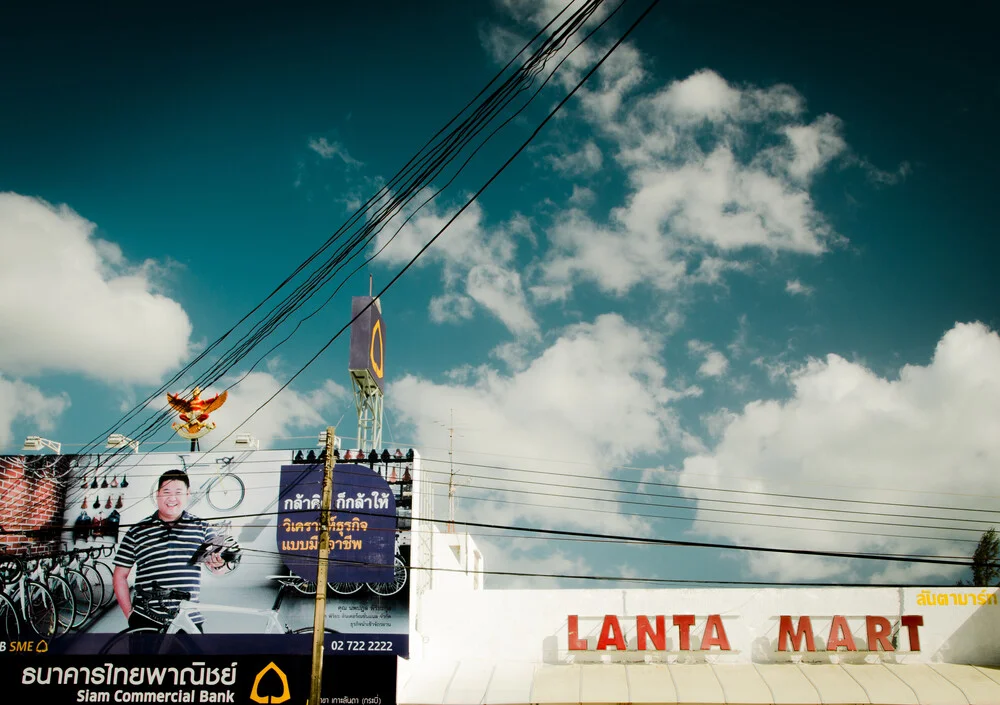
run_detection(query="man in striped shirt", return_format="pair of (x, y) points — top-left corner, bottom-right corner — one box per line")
(112, 469), (238, 631)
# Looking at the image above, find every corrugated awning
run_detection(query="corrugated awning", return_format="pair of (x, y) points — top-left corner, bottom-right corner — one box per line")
(398, 660), (1000, 704)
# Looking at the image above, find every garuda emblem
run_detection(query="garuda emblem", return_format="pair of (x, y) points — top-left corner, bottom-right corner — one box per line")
(167, 386), (228, 440)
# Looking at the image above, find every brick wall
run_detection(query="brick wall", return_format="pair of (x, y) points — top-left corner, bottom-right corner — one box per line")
(0, 455), (68, 555)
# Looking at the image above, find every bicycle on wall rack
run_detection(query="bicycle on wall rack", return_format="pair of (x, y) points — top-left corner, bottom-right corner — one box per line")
(0, 554), (57, 637)
(147, 455), (246, 512)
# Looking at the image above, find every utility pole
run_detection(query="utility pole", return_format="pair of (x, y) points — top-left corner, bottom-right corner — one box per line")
(309, 426), (336, 705)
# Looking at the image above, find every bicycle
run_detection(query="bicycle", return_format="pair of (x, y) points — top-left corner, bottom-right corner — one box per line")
(76, 545), (116, 609)
(148, 455), (246, 511)
(328, 533), (408, 598)
(0, 588), (20, 637)
(29, 557), (78, 635)
(48, 552), (96, 629)
(98, 576), (333, 655)
(0, 554), (57, 637)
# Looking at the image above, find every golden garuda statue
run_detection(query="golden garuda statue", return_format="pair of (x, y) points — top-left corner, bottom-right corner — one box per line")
(166, 386), (228, 440)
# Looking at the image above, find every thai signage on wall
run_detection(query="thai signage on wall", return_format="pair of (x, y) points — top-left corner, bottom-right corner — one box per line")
(0, 449), (414, 664)
(278, 463), (396, 584)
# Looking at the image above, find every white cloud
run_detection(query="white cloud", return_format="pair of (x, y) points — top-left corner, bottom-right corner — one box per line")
(688, 340), (729, 378)
(543, 207), (689, 296)
(778, 114), (847, 184)
(700, 408), (736, 438)
(465, 265), (537, 336)
(0, 375), (70, 447)
(308, 137), (362, 167)
(537, 68), (850, 303)
(663, 310), (686, 335)
(371, 195), (537, 335)
(785, 279), (814, 296)
(194, 372), (350, 451)
(567, 185), (596, 207)
(474, 534), (594, 588)
(576, 43), (646, 122)
(429, 294), (475, 324)
(489, 341), (532, 371)
(389, 314), (686, 540)
(618, 147), (833, 253)
(0, 193), (193, 385)
(470, 11), (900, 326)
(544, 140), (603, 176)
(653, 69), (742, 124)
(678, 322), (1000, 581)
(727, 314), (751, 359)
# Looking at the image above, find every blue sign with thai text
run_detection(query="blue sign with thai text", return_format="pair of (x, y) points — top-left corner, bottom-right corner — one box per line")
(278, 463), (396, 584)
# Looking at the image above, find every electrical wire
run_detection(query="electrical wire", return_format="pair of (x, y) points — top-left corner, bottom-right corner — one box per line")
(52, 453), (997, 543)
(73, 0), (622, 470)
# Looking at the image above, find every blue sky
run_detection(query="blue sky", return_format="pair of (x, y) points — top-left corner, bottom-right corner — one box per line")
(2, 0), (998, 587)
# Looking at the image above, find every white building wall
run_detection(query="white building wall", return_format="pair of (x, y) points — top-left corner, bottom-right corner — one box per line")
(412, 584), (1000, 667)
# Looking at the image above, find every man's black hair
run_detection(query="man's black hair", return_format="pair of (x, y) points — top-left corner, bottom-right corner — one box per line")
(157, 469), (190, 490)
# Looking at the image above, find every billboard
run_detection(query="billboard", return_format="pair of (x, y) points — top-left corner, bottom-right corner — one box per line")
(8, 654), (395, 705)
(348, 296), (385, 392)
(278, 463), (396, 585)
(0, 449), (415, 664)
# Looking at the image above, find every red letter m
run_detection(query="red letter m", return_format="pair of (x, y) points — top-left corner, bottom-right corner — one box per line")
(778, 615), (816, 652)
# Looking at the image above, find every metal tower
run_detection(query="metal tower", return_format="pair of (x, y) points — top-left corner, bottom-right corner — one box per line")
(347, 292), (386, 452)
(350, 370), (383, 452)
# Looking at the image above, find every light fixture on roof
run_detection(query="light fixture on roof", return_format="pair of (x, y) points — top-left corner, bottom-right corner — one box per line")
(106, 433), (139, 454)
(317, 430), (341, 450)
(234, 433), (260, 450)
(23, 436), (61, 454)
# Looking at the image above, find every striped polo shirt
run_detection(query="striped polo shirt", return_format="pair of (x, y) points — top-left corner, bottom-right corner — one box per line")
(114, 511), (219, 625)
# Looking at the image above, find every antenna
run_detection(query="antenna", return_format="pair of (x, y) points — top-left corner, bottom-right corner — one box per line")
(436, 409), (470, 533)
(448, 408), (456, 532)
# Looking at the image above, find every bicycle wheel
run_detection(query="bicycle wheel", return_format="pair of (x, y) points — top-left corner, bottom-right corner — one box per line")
(293, 580), (318, 595)
(79, 563), (106, 611)
(24, 580), (57, 637)
(365, 557), (407, 597)
(92, 560), (116, 607)
(0, 592), (20, 638)
(207, 473), (245, 511)
(328, 581), (363, 595)
(64, 569), (94, 628)
(46, 575), (76, 636)
(0, 557), (23, 585)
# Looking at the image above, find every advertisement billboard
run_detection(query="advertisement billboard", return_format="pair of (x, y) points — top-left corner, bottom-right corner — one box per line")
(348, 296), (385, 393)
(8, 654), (395, 705)
(0, 449), (414, 666)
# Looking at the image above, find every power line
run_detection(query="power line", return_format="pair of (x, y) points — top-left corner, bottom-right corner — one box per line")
(231, 545), (971, 589)
(49, 453), (994, 543)
(75, 0), (625, 469)
(47, 506), (985, 568)
(422, 456), (1000, 516)
(133, 0), (658, 472)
